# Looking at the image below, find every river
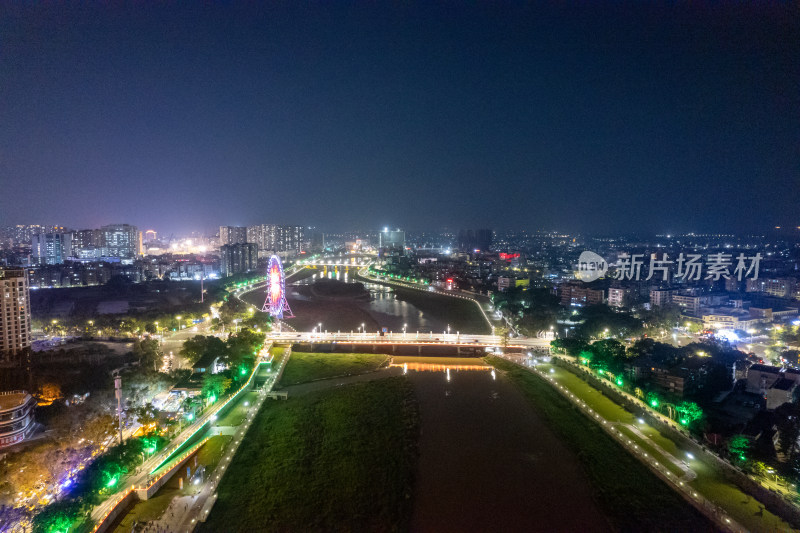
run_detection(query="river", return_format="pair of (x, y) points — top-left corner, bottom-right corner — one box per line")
(241, 269), (490, 334)
(405, 361), (608, 532)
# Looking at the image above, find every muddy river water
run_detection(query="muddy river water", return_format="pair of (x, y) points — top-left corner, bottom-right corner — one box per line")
(405, 363), (608, 532)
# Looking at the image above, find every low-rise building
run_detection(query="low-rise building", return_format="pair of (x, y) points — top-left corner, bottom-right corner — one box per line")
(648, 363), (702, 398)
(745, 364), (800, 410)
(672, 292), (702, 317)
(649, 289), (673, 307)
(702, 308), (767, 330)
(497, 276), (516, 292)
(558, 281), (603, 307)
(608, 286), (630, 308)
(746, 278), (797, 299)
(0, 390), (36, 448)
(767, 379), (797, 411)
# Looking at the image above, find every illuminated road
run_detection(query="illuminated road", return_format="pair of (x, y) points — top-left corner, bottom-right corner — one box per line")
(159, 321), (215, 369)
(88, 345), (277, 531)
(169, 350), (289, 532)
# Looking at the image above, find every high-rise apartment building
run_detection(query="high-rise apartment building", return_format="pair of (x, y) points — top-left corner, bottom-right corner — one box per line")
(219, 226), (248, 246)
(72, 229), (101, 252)
(5, 225), (67, 245)
(31, 233), (73, 264)
(280, 225), (304, 254)
(379, 229), (405, 250)
(457, 229), (492, 252)
(246, 224), (305, 255)
(220, 243), (258, 277)
(0, 268), (31, 366)
(71, 229), (103, 260)
(100, 224), (138, 259)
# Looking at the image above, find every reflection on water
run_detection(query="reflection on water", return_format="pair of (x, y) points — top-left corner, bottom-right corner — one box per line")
(288, 272), (448, 332)
(408, 370), (607, 531)
(392, 362), (491, 373)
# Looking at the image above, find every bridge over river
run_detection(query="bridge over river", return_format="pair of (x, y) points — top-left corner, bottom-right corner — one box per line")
(267, 330), (552, 355)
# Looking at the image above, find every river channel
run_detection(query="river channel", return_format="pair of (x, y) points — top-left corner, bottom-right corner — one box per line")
(241, 269), (490, 334)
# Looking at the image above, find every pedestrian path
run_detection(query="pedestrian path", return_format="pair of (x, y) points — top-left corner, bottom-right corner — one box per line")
(615, 422), (696, 481)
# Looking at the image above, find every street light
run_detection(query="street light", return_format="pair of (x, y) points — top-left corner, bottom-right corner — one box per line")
(767, 468), (779, 483)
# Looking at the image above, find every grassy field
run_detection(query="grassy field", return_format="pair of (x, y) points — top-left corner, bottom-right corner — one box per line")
(270, 345), (288, 359)
(280, 352), (390, 385)
(391, 286), (490, 334)
(544, 360), (793, 532)
(394, 287), (492, 335)
(353, 271), (491, 334)
(111, 436), (231, 532)
(486, 357), (714, 531)
(201, 377), (419, 532)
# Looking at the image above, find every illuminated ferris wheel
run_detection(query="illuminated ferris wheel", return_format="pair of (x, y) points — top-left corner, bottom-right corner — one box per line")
(263, 255), (294, 319)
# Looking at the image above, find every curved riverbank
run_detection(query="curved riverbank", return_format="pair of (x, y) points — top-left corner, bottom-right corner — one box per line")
(240, 268), (490, 334)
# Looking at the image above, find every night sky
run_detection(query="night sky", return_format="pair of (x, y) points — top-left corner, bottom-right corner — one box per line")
(1, 3), (797, 235)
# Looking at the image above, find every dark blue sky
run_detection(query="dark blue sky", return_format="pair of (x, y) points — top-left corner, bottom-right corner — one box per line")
(1, 2), (797, 235)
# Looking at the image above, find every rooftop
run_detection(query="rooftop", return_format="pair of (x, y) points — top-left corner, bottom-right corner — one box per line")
(0, 391), (31, 411)
(749, 364), (781, 374)
(771, 378), (796, 391)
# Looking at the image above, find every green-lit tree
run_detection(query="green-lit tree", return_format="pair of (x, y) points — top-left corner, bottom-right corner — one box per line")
(202, 374), (231, 401)
(578, 349), (594, 365)
(675, 401), (703, 427)
(646, 392), (660, 410)
(728, 434), (751, 464)
(31, 498), (88, 533)
(550, 338), (590, 357)
(226, 329), (264, 371)
(590, 339), (627, 374)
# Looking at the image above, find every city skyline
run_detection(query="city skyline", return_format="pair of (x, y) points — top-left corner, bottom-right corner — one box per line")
(2, 3), (798, 235)
(4, 4), (800, 532)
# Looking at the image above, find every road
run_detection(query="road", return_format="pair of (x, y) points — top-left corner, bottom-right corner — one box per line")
(159, 321), (216, 369)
